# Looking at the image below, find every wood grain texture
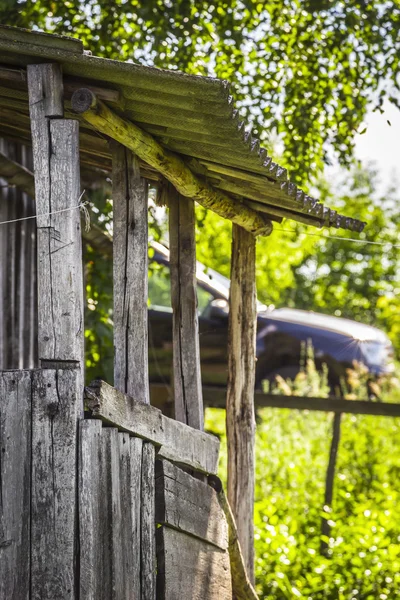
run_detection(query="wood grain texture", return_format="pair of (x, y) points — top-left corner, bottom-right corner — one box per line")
(79, 419), (103, 600)
(112, 143), (149, 403)
(155, 459), (227, 550)
(226, 224), (257, 583)
(28, 64), (84, 366)
(71, 89), (272, 236)
(85, 380), (219, 474)
(156, 527), (232, 600)
(0, 370), (31, 600)
(31, 368), (81, 600)
(168, 188), (203, 430)
(141, 442), (156, 600)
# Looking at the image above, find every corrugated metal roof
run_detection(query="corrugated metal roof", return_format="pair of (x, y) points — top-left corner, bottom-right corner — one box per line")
(0, 25), (365, 232)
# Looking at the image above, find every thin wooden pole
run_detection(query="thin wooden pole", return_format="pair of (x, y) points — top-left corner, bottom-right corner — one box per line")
(71, 88), (272, 236)
(168, 185), (204, 430)
(226, 223), (258, 582)
(112, 142), (150, 402)
(321, 412), (342, 556)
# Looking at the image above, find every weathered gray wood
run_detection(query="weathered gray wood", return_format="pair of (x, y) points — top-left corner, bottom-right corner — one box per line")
(118, 433), (143, 600)
(0, 150), (35, 197)
(155, 459), (228, 550)
(31, 368), (81, 600)
(141, 442), (156, 600)
(85, 380), (219, 474)
(112, 143), (149, 403)
(28, 63), (84, 367)
(0, 370), (31, 600)
(102, 427), (124, 600)
(128, 436), (143, 599)
(226, 224), (257, 582)
(156, 527), (232, 600)
(79, 419), (103, 600)
(168, 186), (203, 430)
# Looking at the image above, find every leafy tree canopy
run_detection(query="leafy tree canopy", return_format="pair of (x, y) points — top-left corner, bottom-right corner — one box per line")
(2, 0), (400, 183)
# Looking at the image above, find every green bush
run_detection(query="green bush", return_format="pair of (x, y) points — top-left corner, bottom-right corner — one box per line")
(205, 356), (400, 598)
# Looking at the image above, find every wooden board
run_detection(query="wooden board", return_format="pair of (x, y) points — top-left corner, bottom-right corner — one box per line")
(31, 368), (81, 600)
(141, 442), (156, 600)
(112, 143), (149, 403)
(0, 370), (31, 600)
(156, 527), (232, 600)
(79, 419), (103, 600)
(168, 187), (203, 430)
(85, 380), (219, 475)
(155, 459), (227, 551)
(28, 63), (84, 367)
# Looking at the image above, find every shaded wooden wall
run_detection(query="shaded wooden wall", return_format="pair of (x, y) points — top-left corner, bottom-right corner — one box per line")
(0, 138), (37, 370)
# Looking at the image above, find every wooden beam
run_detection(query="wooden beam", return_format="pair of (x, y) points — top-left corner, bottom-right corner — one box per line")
(202, 387), (400, 417)
(112, 143), (150, 402)
(84, 380), (220, 474)
(141, 442), (156, 600)
(167, 185), (204, 429)
(71, 88), (272, 236)
(27, 63), (84, 369)
(226, 224), (257, 582)
(214, 482), (259, 600)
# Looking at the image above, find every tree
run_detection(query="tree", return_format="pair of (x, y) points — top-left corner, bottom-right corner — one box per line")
(2, 0), (400, 183)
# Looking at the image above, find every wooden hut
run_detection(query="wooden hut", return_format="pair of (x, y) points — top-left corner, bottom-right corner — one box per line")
(0, 25), (364, 599)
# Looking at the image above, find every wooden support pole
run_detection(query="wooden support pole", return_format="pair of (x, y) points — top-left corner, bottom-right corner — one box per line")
(27, 63), (84, 599)
(112, 142), (150, 402)
(226, 223), (258, 582)
(168, 185), (204, 430)
(28, 63), (84, 370)
(71, 88), (272, 236)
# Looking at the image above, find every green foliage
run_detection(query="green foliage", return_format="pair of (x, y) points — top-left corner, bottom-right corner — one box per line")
(205, 405), (400, 599)
(3, 1), (400, 182)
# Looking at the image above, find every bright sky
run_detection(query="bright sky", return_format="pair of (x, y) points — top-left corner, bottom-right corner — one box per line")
(354, 100), (400, 196)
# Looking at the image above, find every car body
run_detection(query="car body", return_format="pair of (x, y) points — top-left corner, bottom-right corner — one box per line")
(148, 241), (395, 392)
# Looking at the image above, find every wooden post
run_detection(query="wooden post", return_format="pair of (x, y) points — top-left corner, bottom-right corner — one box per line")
(168, 185), (203, 430)
(28, 63), (84, 370)
(112, 143), (149, 402)
(226, 223), (257, 582)
(27, 63), (84, 599)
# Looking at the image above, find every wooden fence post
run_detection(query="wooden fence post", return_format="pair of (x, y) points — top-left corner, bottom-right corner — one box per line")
(112, 143), (149, 402)
(226, 223), (257, 582)
(27, 63), (84, 599)
(168, 185), (203, 430)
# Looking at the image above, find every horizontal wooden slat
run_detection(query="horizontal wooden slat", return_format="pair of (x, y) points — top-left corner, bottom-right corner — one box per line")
(155, 459), (228, 550)
(202, 387), (400, 417)
(156, 527), (232, 600)
(84, 380), (220, 474)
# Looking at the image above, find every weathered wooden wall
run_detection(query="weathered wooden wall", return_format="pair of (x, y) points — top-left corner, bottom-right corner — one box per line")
(0, 138), (37, 371)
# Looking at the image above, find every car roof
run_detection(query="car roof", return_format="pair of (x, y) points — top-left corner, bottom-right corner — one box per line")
(268, 308), (390, 343)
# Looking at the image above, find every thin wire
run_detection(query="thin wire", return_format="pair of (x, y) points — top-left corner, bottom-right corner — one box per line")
(272, 226), (400, 249)
(0, 192), (89, 227)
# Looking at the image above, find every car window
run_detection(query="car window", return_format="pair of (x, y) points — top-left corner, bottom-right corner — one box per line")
(148, 260), (214, 314)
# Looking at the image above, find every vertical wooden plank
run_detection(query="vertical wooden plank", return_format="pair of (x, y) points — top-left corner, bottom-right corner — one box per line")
(119, 433), (143, 600)
(31, 368), (81, 600)
(79, 419), (103, 600)
(168, 186), (203, 430)
(103, 427), (124, 600)
(141, 442), (156, 600)
(226, 224), (257, 582)
(28, 64), (84, 367)
(112, 143), (149, 403)
(0, 370), (31, 600)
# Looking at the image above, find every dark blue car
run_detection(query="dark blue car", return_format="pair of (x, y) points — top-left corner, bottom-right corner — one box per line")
(148, 242), (394, 393)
